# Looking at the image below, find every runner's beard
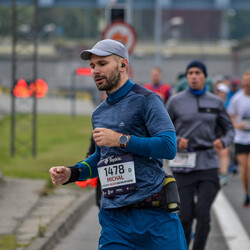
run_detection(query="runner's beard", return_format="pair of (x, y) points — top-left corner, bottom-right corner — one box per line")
(95, 66), (121, 92)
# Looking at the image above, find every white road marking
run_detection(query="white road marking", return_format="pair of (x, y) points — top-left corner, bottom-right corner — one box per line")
(212, 190), (250, 250)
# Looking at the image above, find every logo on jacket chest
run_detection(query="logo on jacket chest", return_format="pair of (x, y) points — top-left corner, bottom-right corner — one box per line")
(119, 122), (125, 127)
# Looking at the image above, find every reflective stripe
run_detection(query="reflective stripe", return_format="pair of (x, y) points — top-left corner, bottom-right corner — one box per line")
(164, 176), (175, 186)
(81, 161), (92, 179)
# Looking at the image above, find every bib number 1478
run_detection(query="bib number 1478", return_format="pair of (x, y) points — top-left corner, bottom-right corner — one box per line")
(104, 165), (125, 176)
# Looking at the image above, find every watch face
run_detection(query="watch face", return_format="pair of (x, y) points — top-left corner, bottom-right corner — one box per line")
(119, 135), (128, 145)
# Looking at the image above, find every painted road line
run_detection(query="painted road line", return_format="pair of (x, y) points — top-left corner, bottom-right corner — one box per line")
(213, 190), (250, 250)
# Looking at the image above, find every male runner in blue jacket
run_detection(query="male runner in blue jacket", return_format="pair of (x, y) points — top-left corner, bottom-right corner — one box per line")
(49, 39), (187, 250)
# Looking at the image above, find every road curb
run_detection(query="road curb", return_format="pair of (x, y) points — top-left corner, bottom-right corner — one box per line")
(26, 189), (95, 250)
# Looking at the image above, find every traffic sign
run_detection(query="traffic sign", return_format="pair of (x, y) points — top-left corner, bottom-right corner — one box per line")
(102, 21), (137, 55)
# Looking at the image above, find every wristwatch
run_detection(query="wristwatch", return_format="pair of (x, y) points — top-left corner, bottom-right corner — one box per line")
(119, 134), (129, 149)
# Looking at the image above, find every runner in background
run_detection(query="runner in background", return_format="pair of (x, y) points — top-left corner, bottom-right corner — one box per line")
(144, 66), (172, 104)
(214, 83), (231, 185)
(79, 91), (108, 208)
(175, 72), (213, 93)
(167, 60), (235, 250)
(228, 70), (250, 208)
(225, 77), (241, 109)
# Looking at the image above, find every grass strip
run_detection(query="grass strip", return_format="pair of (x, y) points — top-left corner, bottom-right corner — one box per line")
(0, 114), (92, 180)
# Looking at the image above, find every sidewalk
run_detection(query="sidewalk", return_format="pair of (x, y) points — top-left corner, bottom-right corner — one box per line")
(0, 177), (95, 250)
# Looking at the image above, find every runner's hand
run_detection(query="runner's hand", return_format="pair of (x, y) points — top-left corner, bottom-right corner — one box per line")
(93, 128), (121, 147)
(213, 139), (224, 150)
(178, 137), (189, 149)
(49, 166), (71, 185)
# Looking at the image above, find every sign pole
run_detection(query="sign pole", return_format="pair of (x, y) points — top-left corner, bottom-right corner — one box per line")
(11, 0), (17, 156)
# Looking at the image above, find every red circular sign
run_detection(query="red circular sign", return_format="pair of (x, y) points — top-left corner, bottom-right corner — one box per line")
(102, 21), (137, 55)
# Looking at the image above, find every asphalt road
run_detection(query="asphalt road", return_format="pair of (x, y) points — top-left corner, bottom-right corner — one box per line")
(52, 173), (249, 250)
(52, 205), (228, 250)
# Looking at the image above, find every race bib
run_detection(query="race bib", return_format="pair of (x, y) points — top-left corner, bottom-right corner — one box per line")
(97, 154), (137, 198)
(169, 152), (197, 168)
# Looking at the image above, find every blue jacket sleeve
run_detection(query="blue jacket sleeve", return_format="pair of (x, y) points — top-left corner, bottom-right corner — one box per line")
(68, 131), (176, 182)
(74, 146), (100, 180)
(125, 131), (177, 160)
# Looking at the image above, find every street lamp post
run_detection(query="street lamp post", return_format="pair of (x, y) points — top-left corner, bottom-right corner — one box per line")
(154, 0), (162, 66)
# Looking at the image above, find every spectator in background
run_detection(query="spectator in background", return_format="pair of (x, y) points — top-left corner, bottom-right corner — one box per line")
(144, 66), (172, 103)
(228, 70), (250, 208)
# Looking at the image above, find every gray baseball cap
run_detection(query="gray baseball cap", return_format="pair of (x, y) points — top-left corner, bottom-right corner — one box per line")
(80, 39), (129, 61)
